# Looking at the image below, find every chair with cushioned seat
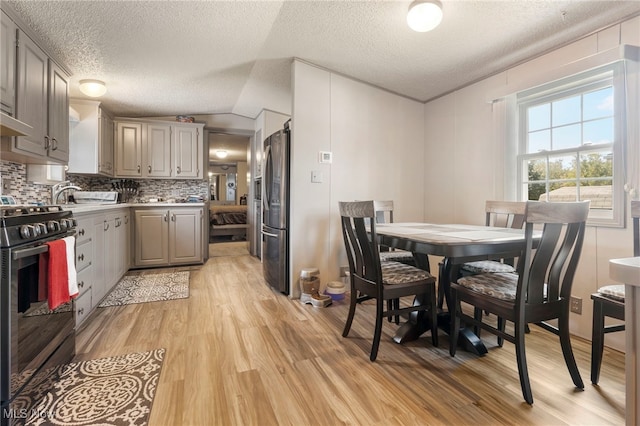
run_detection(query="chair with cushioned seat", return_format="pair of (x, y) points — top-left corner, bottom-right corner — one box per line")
(372, 200), (418, 324)
(374, 200), (417, 266)
(339, 200), (438, 361)
(460, 200), (526, 276)
(450, 201), (590, 404)
(590, 200), (640, 384)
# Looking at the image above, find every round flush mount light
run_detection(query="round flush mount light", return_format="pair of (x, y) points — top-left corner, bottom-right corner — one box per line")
(407, 0), (443, 32)
(216, 150), (228, 159)
(79, 79), (107, 97)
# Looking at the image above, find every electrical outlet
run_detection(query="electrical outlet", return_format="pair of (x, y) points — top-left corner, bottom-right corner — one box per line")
(339, 266), (350, 277)
(570, 296), (582, 314)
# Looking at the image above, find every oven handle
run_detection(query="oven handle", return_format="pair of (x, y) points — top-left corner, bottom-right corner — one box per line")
(12, 244), (49, 260)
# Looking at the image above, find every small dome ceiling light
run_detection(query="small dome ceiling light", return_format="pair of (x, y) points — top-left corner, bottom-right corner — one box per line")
(216, 150), (228, 159)
(407, 0), (443, 32)
(79, 79), (107, 97)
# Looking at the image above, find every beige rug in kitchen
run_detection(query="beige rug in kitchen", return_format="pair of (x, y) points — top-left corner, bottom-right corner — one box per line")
(98, 271), (189, 307)
(12, 348), (165, 426)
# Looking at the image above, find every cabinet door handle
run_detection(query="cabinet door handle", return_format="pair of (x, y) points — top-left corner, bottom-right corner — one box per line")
(51, 138), (58, 151)
(78, 308), (84, 315)
(77, 253), (84, 261)
(104, 220), (109, 231)
(176, 166), (181, 174)
(78, 228), (85, 236)
(78, 281), (85, 288)
(125, 216), (129, 224)
(164, 213), (168, 222)
(171, 213), (176, 222)
(44, 136), (50, 150)
(137, 165), (141, 173)
(148, 165), (151, 173)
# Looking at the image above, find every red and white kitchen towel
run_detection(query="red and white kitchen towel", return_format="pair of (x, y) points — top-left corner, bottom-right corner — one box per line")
(40, 236), (78, 310)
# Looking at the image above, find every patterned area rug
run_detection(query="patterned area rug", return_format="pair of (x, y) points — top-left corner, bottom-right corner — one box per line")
(99, 272), (189, 307)
(12, 349), (165, 426)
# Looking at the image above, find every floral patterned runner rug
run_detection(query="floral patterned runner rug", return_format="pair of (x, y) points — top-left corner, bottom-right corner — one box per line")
(12, 349), (165, 426)
(99, 271), (189, 307)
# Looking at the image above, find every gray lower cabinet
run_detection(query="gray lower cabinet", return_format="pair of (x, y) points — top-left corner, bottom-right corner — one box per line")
(133, 206), (203, 267)
(73, 208), (130, 327)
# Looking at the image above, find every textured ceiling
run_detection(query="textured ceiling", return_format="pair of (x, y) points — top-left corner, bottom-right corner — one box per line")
(6, 1), (640, 120)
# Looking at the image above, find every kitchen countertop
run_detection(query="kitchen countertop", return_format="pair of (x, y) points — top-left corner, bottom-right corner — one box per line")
(62, 202), (206, 214)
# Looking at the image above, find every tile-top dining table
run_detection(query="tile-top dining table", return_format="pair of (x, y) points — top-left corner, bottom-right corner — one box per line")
(374, 222), (537, 355)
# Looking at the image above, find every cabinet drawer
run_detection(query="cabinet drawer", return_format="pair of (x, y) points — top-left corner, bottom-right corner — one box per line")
(75, 217), (94, 244)
(75, 238), (93, 271)
(74, 287), (92, 326)
(76, 265), (92, 296)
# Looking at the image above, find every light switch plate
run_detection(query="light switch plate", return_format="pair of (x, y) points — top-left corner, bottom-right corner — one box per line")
(311, 171), (323, 183)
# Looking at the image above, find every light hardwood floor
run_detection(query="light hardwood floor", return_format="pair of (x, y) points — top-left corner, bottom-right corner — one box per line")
(76, 242), (625, 425)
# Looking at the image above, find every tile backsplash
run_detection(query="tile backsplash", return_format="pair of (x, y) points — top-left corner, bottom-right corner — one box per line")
(0, 160), (52, 204)
(1, 159), (209, 204)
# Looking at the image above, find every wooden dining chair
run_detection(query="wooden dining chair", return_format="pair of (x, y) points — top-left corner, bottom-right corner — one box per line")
(374, 200), (417, 266)
(460, 200), (526, 276)
(373, 200), (418, 324)
(449, 200), (590, 404)
(590, 200), (640, 384)
(339, 201), (438, 361)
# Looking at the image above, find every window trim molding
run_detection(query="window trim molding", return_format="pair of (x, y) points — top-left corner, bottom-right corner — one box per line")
(515, 61), (626, 228)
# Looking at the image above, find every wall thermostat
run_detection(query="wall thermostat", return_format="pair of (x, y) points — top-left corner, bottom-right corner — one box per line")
(319, 151), (332, 164)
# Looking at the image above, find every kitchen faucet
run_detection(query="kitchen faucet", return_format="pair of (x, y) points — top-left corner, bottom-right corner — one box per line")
(51, 181), (82, 205)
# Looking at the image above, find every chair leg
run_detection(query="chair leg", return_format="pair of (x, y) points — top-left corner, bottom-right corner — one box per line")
(386, 299), (400, 324)
(430, 286), (438, 347)
(514, 320), (533, 405)
(449, 289), (460, 357)
(370, 297), (385, 361)
(437, 262), (445, 310)
(497, 317), (505, 347)
(342, 287), (358, 337)
(591, 299), (605, 385)
(559, 309), (584, 389)
(473, 307), (483, 338)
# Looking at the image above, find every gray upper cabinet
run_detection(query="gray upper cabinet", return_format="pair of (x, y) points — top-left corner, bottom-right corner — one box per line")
(0, 10), (16, 114)
(10, 30), (69, 163)
(114, 118), (203, 179)
(115, 121), (143, 177)
(145, 123), (171, 177)
(172, 125), (201, 178)
(47, 60), (70, 162)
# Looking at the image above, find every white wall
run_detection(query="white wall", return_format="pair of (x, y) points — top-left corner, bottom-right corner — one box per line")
(290, 60), (425, 297)
(423, 16), (640, 350)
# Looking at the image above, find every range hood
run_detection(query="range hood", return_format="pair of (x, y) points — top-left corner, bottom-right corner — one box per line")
(0, 112), (32, 137)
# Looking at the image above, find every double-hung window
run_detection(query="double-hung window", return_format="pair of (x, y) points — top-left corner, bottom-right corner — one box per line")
(516, 62), (625, 227)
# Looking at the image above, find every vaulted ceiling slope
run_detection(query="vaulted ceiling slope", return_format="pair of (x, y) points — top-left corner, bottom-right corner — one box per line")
(7, 1), (640, 119)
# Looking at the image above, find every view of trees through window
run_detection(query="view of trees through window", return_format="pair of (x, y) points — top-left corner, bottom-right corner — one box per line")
(520, 80), (615, 210)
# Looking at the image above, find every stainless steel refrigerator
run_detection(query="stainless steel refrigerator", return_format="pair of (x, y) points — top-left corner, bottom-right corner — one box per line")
(262, 121), (290, 294)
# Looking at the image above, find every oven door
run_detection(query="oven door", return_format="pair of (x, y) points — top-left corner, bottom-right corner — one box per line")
(0, 235), (75, 407)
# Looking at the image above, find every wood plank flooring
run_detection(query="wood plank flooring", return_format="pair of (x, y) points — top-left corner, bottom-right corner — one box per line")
(76, 242), (626, 425)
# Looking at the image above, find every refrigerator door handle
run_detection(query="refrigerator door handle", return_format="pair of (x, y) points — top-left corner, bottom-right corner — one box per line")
(263, 144), (272, 212)
(262, 230), (279, 238)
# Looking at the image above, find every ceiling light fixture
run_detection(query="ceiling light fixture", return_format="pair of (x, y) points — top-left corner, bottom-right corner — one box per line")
(79, 79), (107, 97)
(407, 0), (443, 32)
(216, 150), (228, 159)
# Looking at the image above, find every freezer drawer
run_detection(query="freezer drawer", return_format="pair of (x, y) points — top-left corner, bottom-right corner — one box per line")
(262, 225), (288, 294)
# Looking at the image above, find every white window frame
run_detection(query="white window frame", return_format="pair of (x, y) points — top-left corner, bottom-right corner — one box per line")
(516, 62), (626, 227)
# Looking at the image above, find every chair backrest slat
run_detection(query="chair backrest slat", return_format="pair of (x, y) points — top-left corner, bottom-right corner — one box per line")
(517, 201), (590, 307)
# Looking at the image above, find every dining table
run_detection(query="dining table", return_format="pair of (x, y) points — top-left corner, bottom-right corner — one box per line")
(374, 222), (537, 355)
